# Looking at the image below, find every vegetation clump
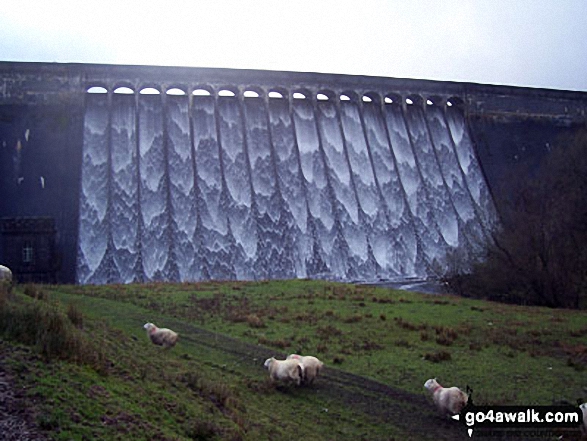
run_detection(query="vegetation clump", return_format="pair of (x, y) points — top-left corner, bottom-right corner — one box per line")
(0, 285), (105, 368)
(445, 131), (587, 309)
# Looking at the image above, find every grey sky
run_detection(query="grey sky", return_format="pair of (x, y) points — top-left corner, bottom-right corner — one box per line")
(1, 0), (586, 91)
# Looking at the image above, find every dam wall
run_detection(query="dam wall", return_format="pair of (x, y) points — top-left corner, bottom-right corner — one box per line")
(1, 62), (586, 283)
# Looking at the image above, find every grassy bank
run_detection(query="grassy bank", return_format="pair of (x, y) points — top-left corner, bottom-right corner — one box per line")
(1, 280), (585, 440)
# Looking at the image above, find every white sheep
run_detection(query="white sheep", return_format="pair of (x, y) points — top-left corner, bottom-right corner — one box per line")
(580, 402), (587, 434)
(0, 265), (12, 284)
(424, 378), (468, 417)
(143, 322), (178, 348)
(287, 354), (324, 385)
(0, 265), (12, 294)
(263, 357), (304, 386)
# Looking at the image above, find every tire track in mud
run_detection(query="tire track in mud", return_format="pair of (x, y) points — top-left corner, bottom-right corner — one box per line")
(171, 320), (470, 440)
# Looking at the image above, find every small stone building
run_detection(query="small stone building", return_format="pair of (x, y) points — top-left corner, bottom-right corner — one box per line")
(0, 217), (58, 283)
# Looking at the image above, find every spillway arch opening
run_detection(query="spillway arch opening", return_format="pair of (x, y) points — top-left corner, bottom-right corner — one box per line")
(340, 91), (359, 103)
(405, 94), (424, 108)
(384, 93), (402, 106)
(139, 86), (162, 95)
(426, 95), (444, 107)
(292, 88), (312, 100)
(165, 86), (187, 96)
(243, 86), (264, 99)
(113, 85), (136, 95)
(86, 85), (108, 94)
(267, 87), (289, 99)
(316, 89), (336, 102)
(362, 91), (381, 105)
(268, 87), (288, 99)
(446, 96), (465, 111)
(110, 81), (135, 96)
(217, 86), (238, 98)
(192, 86), (212, 97)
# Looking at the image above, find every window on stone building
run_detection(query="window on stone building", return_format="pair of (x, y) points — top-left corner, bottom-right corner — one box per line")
(22, 241), (34, 263)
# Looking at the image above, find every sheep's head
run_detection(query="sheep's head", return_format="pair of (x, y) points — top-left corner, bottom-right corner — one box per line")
(143, 323), (156, 331)
(424, 378), (440, 392)
(263, 357), (275, 369)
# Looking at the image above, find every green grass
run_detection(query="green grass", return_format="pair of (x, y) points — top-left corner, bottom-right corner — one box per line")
(1, 280), (586, 440)
(54, 280), (586, 402)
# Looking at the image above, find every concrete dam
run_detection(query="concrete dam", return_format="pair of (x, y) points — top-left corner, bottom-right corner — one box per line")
(1, 62), (586, 284)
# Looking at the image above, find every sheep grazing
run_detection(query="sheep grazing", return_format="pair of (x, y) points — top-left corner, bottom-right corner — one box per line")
(263, 357), (304, 386)
(143, 322), (178, 348)
(424, 378), (468, 417)
(287, 354), (324, 385)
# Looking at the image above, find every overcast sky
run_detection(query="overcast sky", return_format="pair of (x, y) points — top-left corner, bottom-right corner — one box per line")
(1, 0), (586, 91)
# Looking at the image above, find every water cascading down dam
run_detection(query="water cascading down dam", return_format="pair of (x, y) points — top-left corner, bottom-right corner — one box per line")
(4, 63), (585, 284)
(77, 85), (498, 284)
